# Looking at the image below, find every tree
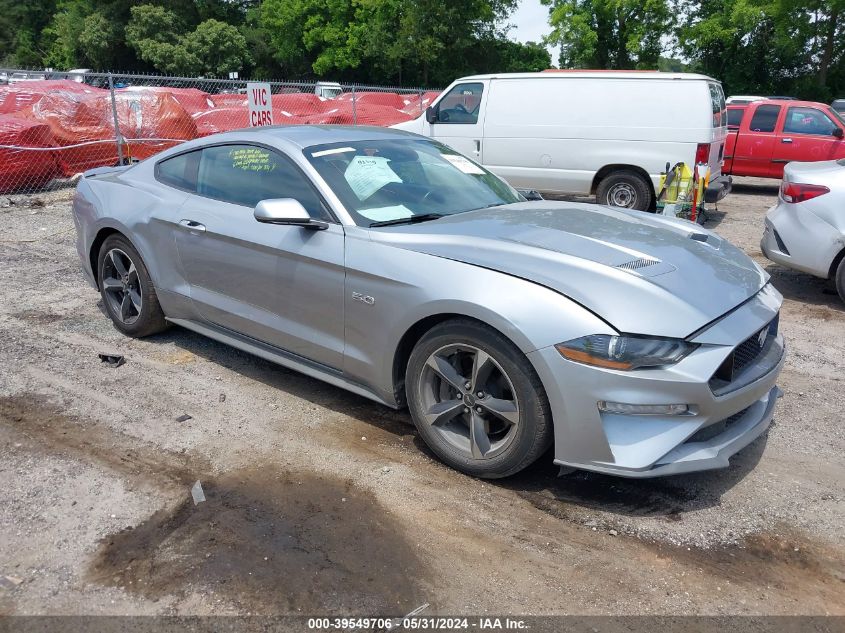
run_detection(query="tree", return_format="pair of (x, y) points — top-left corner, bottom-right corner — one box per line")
(126, 5), (250, 76)
(184, 19), (251, 77)
(676, 0), (845, 99)
(260, 0), (520, 85)
(78, 11), (120, 70)
(542, 0), (672, 69)
(42, 0), (92, 69)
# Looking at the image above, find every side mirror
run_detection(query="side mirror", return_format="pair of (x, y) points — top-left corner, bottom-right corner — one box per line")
(425, 106), (437, 124)
(254, 198), (327, 230)
(834, 127), (844, 139)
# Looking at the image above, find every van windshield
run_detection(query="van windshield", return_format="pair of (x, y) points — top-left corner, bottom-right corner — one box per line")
(305, 139), (523, 227)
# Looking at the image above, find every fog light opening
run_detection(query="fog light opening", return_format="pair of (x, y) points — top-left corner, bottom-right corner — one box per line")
(597, 402), (690, 416)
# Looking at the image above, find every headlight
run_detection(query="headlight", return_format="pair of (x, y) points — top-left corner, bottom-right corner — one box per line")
(555, 334), (698, 370)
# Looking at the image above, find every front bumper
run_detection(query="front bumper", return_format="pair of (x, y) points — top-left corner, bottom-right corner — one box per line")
(527, 285), (785, 478)
(704, 174), (732, 203)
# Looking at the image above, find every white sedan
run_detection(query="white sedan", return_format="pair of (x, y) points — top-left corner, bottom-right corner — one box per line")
(762, 160), (845, 302)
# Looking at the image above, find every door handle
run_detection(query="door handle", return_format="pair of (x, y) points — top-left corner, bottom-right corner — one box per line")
(473, 139), (481, 155)
(179, 219), (206, 232)
(781, 138), (793, 143)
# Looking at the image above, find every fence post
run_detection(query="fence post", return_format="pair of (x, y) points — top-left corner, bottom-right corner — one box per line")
(107, 73), (125, 165)
(351, 85), (357, 126)
(418, 88), (423, 116)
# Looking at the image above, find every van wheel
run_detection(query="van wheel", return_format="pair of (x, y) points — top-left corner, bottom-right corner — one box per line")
(596, 171), (653, 211)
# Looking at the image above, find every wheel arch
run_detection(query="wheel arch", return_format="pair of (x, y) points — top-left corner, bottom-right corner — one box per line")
(391, 312), (530, 408)
(89, 227), (125, 290)
(828, 245), (845, 280)
(591, 164), (656, 205)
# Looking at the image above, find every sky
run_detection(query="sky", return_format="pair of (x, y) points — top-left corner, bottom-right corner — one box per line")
(507, 0), (561, 67)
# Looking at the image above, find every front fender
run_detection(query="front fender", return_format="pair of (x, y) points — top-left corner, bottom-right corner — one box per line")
(342, 229), (614, 405)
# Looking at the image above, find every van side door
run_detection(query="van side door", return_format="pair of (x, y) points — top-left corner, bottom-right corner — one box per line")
(733, 103), (781, 178)
(425, 81), (488, 161)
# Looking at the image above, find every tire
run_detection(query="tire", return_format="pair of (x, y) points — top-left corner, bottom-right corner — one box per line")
(405, 319), (553, 479)
(836, 256), (845, 304)
(596, 170), (653, 211)
(97, 234), (168, 337)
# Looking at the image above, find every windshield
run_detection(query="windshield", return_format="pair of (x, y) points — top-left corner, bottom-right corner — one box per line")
(305, 139), (522, 226)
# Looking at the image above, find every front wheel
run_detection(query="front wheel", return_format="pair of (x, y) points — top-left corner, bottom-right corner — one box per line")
(406, 320), (553, 478)
(596, 170), (654, 211)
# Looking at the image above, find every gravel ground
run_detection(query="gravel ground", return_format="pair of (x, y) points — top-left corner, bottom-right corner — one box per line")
(0, 178), (842, 616)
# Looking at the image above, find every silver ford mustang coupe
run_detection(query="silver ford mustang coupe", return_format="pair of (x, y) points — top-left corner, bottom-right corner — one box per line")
(72, 126), (785, 479)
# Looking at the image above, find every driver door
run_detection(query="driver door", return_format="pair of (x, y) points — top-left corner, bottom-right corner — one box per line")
(172, 143), (346, 370)
(426, 81), (488, 162)
(772, 106), (845, 177)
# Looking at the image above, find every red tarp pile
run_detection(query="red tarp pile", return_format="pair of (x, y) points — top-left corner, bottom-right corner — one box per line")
(0, 81), (440, 189)
(20, 90), (197, 175)
(0, 80), (103, 115)
(0, 114), (59, 192)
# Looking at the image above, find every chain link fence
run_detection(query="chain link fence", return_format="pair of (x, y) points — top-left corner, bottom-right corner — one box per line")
(0, 69), (440, 195)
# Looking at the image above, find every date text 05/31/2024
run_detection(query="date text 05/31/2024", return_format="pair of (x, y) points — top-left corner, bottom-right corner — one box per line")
(306, 617), (528, 630)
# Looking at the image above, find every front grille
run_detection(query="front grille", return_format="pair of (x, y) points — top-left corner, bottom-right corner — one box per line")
(685, 407), (750, 444)
(734, 332), (765, 373)
(709, 314), (779, 390)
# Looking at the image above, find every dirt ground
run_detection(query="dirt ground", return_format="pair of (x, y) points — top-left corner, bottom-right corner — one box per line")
(0, 177), (842, 617)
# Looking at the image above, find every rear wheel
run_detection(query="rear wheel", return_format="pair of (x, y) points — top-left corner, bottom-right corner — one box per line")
(596, 170), (653, 211)
(836, 256), (845, 304)
(406, 320), (553, 478)
(97, 235), (167, 337)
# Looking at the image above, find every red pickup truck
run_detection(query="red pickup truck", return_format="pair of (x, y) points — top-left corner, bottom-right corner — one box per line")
(724, 99), (845, 178)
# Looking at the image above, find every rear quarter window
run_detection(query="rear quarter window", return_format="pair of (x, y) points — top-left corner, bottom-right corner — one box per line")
(156, 150), (200, 191)
(748, 105), (781, 133)
(727, 108), (745, 129)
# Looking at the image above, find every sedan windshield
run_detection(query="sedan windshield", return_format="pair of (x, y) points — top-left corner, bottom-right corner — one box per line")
(304, 139), (522, 226)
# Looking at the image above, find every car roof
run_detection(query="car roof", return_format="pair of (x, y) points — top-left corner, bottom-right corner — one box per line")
(454, 70), (717, 82)
(166, 125), (421, 155)
(754, 99), (834, 108)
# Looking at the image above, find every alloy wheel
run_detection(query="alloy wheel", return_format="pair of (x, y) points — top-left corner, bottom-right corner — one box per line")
(419, 344), (520, 460)
(101, 248), (142, 325)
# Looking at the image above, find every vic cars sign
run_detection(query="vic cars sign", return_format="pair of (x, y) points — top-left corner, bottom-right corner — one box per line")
(247, 82), (273, 127)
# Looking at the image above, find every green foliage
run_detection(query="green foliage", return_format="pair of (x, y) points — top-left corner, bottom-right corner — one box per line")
(543, 0), (672, 69)
(184, 19), (252, 77)
(259, 0), (529, 85)
(677, 0), (845, 100)
(5, 0), (839, 98)
(125, 5), (249, 76)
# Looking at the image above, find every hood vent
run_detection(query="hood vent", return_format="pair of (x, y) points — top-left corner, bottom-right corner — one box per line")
(616, 257), (660, 271)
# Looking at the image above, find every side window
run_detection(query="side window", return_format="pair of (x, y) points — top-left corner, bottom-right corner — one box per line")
(727, 108), (744, 130)
(709, 82), (726, 127)
(195, 144), (326, 218)
(748, 105), (781, 133)
(435, 82), (483, 124)
(783, 107), (839, 136)
(156, 150), (200, 191)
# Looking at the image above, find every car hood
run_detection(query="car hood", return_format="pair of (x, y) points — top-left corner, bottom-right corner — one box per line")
(370, 201), (768, 339)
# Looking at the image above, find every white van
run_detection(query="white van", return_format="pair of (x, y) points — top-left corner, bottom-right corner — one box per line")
(393, 71), (731, 211)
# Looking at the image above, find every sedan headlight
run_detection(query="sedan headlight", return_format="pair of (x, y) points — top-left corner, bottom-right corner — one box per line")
(555, 335), (698, 370)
